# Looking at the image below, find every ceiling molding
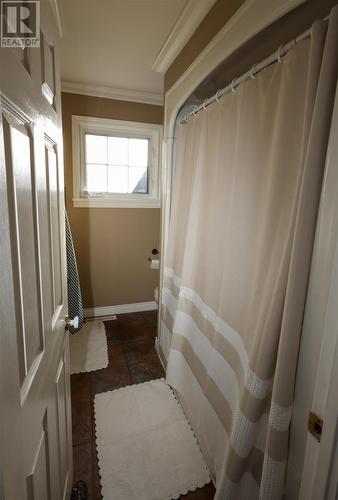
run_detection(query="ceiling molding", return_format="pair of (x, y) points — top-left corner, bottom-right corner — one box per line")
(61, 81), (164, 106)
(152, 0), (218, 74)
(49, 0), (64, 37)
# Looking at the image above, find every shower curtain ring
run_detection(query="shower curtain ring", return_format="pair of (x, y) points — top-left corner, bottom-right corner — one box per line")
(250, 64), (258, 79)
(215, 89), (222, 102)
(203, 99), (208, 110)
(231, 79), (237, 93)
(277, 45), (284, 64)
(192, 106), (198, 117)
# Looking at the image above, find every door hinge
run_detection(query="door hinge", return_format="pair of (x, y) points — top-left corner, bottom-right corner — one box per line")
(308, 411), (323, 442)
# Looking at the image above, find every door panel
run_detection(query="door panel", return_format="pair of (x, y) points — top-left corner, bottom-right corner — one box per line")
(55, 345), (71, 499)
(41, 32), (56, 106)
(0, 2), (72, 499)
(3, 116), (43, 381)
(46, 141), (63, 315)
(27, 413), (51, 500)
(0, 109), (26, 500)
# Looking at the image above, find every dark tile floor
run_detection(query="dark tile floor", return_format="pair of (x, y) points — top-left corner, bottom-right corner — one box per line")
(71, 311), (215, 499)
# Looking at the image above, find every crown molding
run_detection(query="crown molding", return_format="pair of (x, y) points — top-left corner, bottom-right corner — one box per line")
(152, 0), (218, 74)
(61, 81), (164, 106)
(49, 0), (64, 37)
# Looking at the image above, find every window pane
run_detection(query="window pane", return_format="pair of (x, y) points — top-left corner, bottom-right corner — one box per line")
(129, 138), (148, 167)
(85, 163), (107, 192)
(129, 167), (148, 193)
(85, 134), (107, 164)
(108, 166), (128, 193)
(108, 137), (128, 165)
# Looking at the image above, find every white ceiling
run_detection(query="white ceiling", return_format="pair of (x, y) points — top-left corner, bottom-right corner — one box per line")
(59, 0), (189, 98)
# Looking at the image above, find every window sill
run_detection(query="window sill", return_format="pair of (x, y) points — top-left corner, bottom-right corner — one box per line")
(72, 197), (161, 209)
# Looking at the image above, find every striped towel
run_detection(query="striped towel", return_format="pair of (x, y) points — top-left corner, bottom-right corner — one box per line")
(65, 211), (84, 334)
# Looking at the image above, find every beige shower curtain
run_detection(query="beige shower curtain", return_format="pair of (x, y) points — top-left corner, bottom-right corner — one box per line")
(162, 7), (338, 499)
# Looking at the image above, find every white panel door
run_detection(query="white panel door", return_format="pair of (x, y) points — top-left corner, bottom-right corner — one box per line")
(0, 2), (72, 499)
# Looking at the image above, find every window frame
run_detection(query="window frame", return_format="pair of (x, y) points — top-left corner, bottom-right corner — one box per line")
(72, 115), (162, 208)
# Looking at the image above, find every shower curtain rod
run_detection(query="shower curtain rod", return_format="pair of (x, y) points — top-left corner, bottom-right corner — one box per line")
(179, 15), (328, 125)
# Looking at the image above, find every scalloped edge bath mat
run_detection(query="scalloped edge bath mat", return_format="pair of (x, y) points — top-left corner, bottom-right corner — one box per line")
(70, 320), (108, 374)
(94, 379), (210, 500)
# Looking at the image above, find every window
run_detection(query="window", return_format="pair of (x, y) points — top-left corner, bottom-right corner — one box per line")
(85, 135), (149, 194)
(72, 116), (162, 208)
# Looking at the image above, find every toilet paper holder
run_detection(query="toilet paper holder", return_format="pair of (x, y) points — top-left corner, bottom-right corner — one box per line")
(148, 248), (160, 270)
(148, 248), (159, 262)
(148, 257), (160, 270)
(148, 257), (159, 263)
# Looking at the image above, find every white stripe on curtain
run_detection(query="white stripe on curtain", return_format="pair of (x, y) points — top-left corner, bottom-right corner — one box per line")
(163, 284), (273, 397)
(163, 284), (250, 374)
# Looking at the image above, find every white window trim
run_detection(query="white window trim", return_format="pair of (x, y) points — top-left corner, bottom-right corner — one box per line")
(72, 115), (162, 208)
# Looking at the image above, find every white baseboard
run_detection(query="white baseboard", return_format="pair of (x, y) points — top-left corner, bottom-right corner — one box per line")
(84, 301), (158, 318)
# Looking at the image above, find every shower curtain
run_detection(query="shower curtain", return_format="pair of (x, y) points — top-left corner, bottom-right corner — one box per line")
(162, 8), (338, 500)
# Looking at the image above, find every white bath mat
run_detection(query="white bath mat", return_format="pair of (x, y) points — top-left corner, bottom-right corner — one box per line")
(94, 379), (210, 500)
(70, 321), (108, 374)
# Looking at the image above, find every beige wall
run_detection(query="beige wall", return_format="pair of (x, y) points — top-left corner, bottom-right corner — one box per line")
(164, 0), (246, 91)
(62, 92), (163, 309)
(164, 0), (337, 92)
